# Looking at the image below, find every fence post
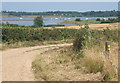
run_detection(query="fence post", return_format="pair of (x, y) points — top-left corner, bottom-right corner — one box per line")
(105, 41), (111, 59)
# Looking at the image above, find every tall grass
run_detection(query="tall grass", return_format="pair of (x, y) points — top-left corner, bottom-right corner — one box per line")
(72, 25), (118, 81)
(82, 44), (118, 81)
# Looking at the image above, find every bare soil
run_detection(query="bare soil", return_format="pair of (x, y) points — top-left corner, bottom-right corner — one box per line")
(1, 44), (71, 81)
(32, 47), (103, 81)
(1, 42), (118, 81)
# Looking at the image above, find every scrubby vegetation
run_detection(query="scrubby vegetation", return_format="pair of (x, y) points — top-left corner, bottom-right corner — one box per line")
(2, 22), (118, 81)
(2, 25), (118, 44)
(1, 22), (65, 28)
(61, 17), (119, 25)
(73, 25), (118, 52)
(32, 25), (118, 81)
(2, 24), (118, 50)
(32, 46), (104, 81)
(100, 18), (119, 23)
(32, 42), (118, 81)
(72, 25), (118, 81)
(2, 28), (77, 43)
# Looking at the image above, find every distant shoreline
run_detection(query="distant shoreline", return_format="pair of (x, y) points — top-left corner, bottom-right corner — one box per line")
(1, 15), (117, 19)
(1, 16), (117, 21)
(1, 19), (33, 21)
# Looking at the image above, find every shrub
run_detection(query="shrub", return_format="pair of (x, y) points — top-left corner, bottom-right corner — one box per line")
(103, 28), (118, 42)
(103, 71), (111, 81)
(100, 18), (119, 23)
(75, 18), (81, 21)
(73, 26), (118, 52)
(73, 25), (90, 51)
(96, 18), (101, 21)
(44, 24), (65, 27)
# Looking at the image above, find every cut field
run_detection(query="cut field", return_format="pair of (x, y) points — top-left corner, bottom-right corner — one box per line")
(43, 23), (118, 30)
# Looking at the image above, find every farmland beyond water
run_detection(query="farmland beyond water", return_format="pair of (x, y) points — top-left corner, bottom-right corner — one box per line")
(1, 17), (99, 26)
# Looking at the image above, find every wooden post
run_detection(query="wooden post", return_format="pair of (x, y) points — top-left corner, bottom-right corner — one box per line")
(105, 41), (111, 58)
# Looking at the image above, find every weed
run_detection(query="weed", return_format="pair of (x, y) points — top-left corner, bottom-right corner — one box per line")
(83, 58), (104, 73)
(103, 71), (111, 81)
(74, 65), (81, 69)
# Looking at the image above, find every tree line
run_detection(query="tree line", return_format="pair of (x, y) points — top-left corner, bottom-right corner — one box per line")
(1, 10), (118, 17)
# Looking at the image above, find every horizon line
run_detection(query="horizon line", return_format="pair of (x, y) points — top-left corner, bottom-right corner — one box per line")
(1, 10), (118, 12)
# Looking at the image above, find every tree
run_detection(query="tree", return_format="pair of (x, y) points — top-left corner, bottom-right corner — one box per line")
(75, 18), (81, 21)
(96, 18), (101, 21)
(34, 16), (43, 27)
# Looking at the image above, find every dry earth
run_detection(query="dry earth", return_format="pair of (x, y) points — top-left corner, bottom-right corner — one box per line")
(1, 42), (118, 81)
(33, 47), (103, 81)
(44, 23), (119, 30)
(1, 44), (71, 81)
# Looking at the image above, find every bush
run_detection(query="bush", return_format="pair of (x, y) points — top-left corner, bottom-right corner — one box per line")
(44, 24), (65, 27)
(75, 18), (81, 21)
(73, 25), (90, 51)
(96, 18), (101, 21)
(100, 18), (119, 23)
(73, 26), (118, 52)
(103, 28), (118, 42)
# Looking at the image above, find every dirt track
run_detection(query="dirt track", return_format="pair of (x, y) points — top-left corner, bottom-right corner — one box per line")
(1, 44), (72, 81)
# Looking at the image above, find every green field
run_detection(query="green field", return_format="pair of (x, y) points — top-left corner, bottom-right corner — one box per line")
(61, 19), (100, 25)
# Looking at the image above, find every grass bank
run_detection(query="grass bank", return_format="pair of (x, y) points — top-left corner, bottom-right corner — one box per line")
(32, 42), (118, 81)
(61, 19), (100, 25)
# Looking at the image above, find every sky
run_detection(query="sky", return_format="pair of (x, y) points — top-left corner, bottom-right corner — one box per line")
(2, 2), (118, 12)
(1, 0), (119, 2)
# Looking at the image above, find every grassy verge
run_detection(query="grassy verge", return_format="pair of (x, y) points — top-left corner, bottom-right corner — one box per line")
(1, 39), (73, 50)
(32, 42), (118, 81)
(61, 19), (100, 25)
(83, 43), (118, 81)
(32, 46), (103, 81)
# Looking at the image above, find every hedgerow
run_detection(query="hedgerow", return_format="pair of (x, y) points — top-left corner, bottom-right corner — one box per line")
(2, 26), (118, 47)
(2, 28), (77, 43)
